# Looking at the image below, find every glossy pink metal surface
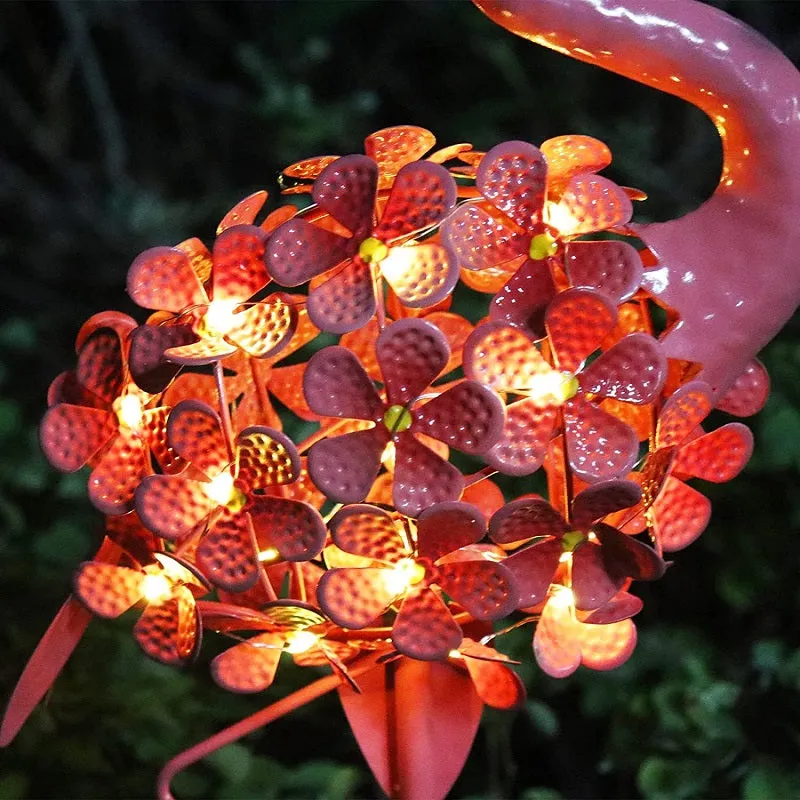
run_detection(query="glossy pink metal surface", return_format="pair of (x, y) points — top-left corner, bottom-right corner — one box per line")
(474, 0), (800, 395)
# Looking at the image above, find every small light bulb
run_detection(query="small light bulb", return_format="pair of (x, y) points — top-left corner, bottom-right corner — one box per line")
(547, 585), (575, 611)
(382, 558), (426, 596)
(203, 471), (236, 506)
(284, 630), (319, 655)
(544, 201), (580, 235)
(524, 371), (579, 407)
(141, 573), (172, 605)
(258, 547), (279, 563)
(203, 299), (239, 337)
(114, 394), (144, 430)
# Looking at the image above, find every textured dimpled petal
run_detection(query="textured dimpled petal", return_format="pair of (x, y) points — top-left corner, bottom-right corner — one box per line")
(381, 243), (459, 309)
(329, 504), (407, 561)
(656, 380), (713, 448)
(249, 497), (327, 562)
(715, 358), (770, 417)
(312, 154), (377, 238)
(392, 586), (463, 661)
(303, 345), (384, 420)
(195, 511), (259, 592)
(565, 240), (643, 304)
(580, 591), (644, 625)
(216, 191), (268, 235)
(571, 543), (626, 611)
(439, 560), (517, 620)
(127, 246), (206, 313)
(376, 318), (450, 407)
(490, 257), (557, 339)
(593, 522), (667, 582)
(540, 135), (612, 182)
(210, 633), (283, 693)
(40, 404), (117, 472)
(556, 174), (633, 235)
(317, 567), (397, 629)
(235, 426), (300, 491)
(210, 224), (269, 302)
(128, 323), (195, 394)
(308, 257), (377, 334)
(225, 297), (296, 359)
(484, 399), (558, 476)
(364, 125), (436, 177)
(533, 595), (582, 679)
(75, 328), (127, 404)
(134, 587), (199, 666)
(477, 140), (547, 232)
(167, 400), (229, 478)
(578, 618), (637, 671)
(163, 337), (238, 365)
(88, 429), (150, 516)
(412, 380), (504, 455)
(570, 479), (642, 532)
(74, 562), (144, 619)
(489, 496), (569, 545)
(136, 474), (217, 541)
(416, 501), (486, 562)
(671, 423), (753, 482)
(652, 476), (712, 552)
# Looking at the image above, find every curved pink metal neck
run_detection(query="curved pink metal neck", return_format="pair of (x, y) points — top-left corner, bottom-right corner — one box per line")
(474, 0), (800, 395)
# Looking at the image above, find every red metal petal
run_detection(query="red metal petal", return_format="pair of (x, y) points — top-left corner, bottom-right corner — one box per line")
(460, 479), (505, 519)
(318, 567), (397, 629)
(580, 591), (643, 624)
(417, 502), (485, 562)
(248, 497), (327, 562)
(338, 658), (483, 800)
(312, 154), (377, 238)
(329, 504), (406, 561)
(672, 423), (753, 482)
(441, 202), (527, 271)
(715, 358), (770, 417)
(489, 497), (568, 545)
(565, 240), (643, 305)
(463, 321), (551, 393)
(196, 511), (259, 592)
(593, 522), (667, 582)
(127, 246), (206, 312)
(163, 336), (238, 365)
(438, 560), (517, 621)
(485, 398), (558, 476)
(266, 218), (354, 286)
(571, 479), (642, 532)
(581, 333), (666, 404)
(477, 140), (547, 232)
(141, 407), (185, 475)
(136, 474), (216, 540)
(304, 345), (384, 420)
(540, 135), (611, 181)
(563, 395), (639, 483)
(40, 404), (116, 472)
(546, 288), (617, 373)
(365, 125), (436, 176)
(556, 174), (633, 235)
(490, 257), (556, 339)
(578, 618), (637, 671)
(134, 584), (200, 666)
(75, 328), (126, 404)
(167, 400), (229, 478)
(340, 320), (382, 381)
(393, 587), (462, 661)
(128, 323), (195, 394)
(373, 161), (456, 241)
(393, 432), (465, 518)
(74, 562), (144, 618)
(217, 190), (268, 235)
(210, 224), (269, 302)
(423, 312), (473, 371)
(307, 427), (388, 504)
(412, 380), (504, 455)
(306, 257), (376, 334)
(225, 297), (296, 358)
(88, 429), (150, 515)
(376, 318), (449, 406)
(652, 476), (711, 552)
(533, 594), (581, 678)
(381, 243), (459, 309)
(656, 380), (713, 448)
(235, 426), (299, 491)
(269, 363), (320, 422)
(463, 654), (525, 710)
(210, 633), (283, 693)
(571, 543), (626, 611)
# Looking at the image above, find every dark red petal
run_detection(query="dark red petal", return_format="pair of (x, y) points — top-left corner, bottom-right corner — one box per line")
(127, 246), (206, 312)
(376, 318), (449, 406)
(571, 479), (642, 532)
(490, 258), (556, 339)
(546, 288), (617, 374)
(503, 539), (562, 607)
(196, 511), (260, 592)
(715, 358), (770, 417)
(373, 161), (457, 241)
(417, 501), (485, 562)
(307, 427), (388, 504)
(571, 543), (626, 610)
(75, 328), (126, 404)
(412, 380), (504, 455)
(134, 585), (200, 666)
(438, 560), (517, 621)
(40, 404), (116, 472)
(656, 380), (713, 448)
(593, 522), (667, 581)
(489, 497), (568, 545)
(266, 218), (354, 286)
(136, 474), (215, 541)
(565, 240), (642, 305)
(393, 432), (465, 518)
(329, 504), (406, 561)
(672, 423), (753, 482)
(580, 591), (644, 624)
(652, 476), (711, 552)
(441, 202), (527, 271)
(563, 395), (639, 483)
(485, 398), (557, 476)
(463, 655), (526, 710)
(128, 324), (194, 394)
(313, 154), (376, 237)
(557, 174), (633, 235)
(167, 400), (229, 478)
(477, 140), (546, 231)
(393, 587), (463, 661)
(74, 562), (143, 618)
(317, 567), (396, 629)
(211, 224), (269, 302)
(210, 633), (283, 693)
(249, 498), (327, 561)
(303, 345), (384, 420)
(579, 333), (666, 404)
(306, 258), (376, 334)
(235, 426), (300, 491)
(88, 429), (149, 516)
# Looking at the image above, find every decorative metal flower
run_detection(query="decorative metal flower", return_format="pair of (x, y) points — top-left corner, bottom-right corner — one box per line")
(464, 289), (666, 480)
(40, 312), (183, 515)
(613, 380), (754, 552)
(74, 551), (209, 666)
(489, 480), (665, 610)
(136, 400), (326, 592)
(442, 138), (637, 332)
(317, 502), (517, 661)
(126, 224), (295, 390)
(303, 318), (505, 515)
(446, 638), (526, 710)
(266, 155), (459, 333)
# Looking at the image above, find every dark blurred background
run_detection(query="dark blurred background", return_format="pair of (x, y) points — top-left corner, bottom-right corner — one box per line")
(1, 1), (799, 798)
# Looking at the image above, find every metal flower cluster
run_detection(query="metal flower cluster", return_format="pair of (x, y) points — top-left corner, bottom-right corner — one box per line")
(14, 125), (769, 793)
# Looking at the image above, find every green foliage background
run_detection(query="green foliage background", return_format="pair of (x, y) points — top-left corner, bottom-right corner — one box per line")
(0, 1), (798, 797)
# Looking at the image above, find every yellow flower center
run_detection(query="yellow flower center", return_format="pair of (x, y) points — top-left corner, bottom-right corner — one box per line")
(529, 232), (559, 261)
(113, 394), (144, 430)
(358, 237), (389, 264)
(382, 558), (427, 596)
(203, 471), (247, 511)
(383, 404), (413, 434)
